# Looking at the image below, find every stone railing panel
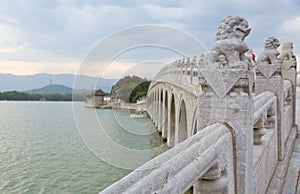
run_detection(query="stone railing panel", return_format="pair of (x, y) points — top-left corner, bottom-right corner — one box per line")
(255, 37), (284, 160)
(194, 16), (254, 194)
(252, 91), (278, 194)
(283, 80), (293, 143)
(252, 127), (278, 194)
(142, 17), (299, 194)
(99, 123), (234, 194)
(281, 41), (298, 133)
(153, 55), (199, 87)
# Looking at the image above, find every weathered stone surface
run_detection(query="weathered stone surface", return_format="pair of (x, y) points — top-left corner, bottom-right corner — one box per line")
(282, 169), (298, 194)
(290, 152), (300, 168)
(284, 105), (293, 143)
(199, 69), (247, 98)
(280, 41), (296, 61)
(257, 37), (281, 65)
(101, 16), (299, 194)
(197, 95), (254, 194)
(202, 16), (251, 70)
(297, 176), (300, 194)
(282, 122), (300, 194)
(294, 139), (300, 152)
(100, 124), (234, 194)
(255, 37), (288, 161)
(283, 164), (300, 194)
(282, 60), (295, 70)
(282, 65), (297, 130)
(266, 176), (284, 194)
(256, 76), (285, 160)
(256, 63), (281, 79)
(253, 129), (277, 194)
(266, 126), (298, 194)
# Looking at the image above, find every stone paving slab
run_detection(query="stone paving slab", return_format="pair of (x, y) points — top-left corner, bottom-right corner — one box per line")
(268, 88), (299, 194)
(266, 126), (297, 194)
(294, 139), (300, 152)
(282, 133), (300, 194)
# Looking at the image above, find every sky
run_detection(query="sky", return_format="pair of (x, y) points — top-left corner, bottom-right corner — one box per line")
(0, 0), (300, 78)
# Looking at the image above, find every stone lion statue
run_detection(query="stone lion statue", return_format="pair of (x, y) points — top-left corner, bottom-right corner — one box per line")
(279, 41), (295, 61)
(203, 16), (251, 69)
(257, 37), (281, 64)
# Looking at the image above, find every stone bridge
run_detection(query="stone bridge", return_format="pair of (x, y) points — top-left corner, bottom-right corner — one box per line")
(100, 16), (299, 194)
(146, 57), (201, 147)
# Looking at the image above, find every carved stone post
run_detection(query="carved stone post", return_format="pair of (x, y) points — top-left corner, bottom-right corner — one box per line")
(175, 60), (179, 81)
(177, 60), (180, 80)
(280, 41), (298, 129)
(255, 37), (284, 160)
(194, 16), (254, 194)
(196, 69), (254, 194)
(191, 56), (197, 84)
(171, 62), (175, 80)
(180, 59), (184, 81)
(185, 57), (189, 83)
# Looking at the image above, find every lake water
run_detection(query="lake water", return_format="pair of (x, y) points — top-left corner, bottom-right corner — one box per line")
(0, 101), (167, 194)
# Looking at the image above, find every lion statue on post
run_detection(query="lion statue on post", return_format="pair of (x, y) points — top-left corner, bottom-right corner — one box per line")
(257, 37), (281, 65)
(203, 16), (251, 69)
(279, 41), (296, 61)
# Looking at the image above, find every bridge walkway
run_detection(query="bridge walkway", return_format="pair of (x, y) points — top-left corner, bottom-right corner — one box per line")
(282, 88), (300, 194)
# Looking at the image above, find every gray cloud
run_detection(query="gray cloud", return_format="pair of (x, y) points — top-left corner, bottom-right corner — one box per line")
(0, 0), (299, 75)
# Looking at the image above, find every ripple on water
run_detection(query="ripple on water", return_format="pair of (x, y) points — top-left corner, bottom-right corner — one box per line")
(0, 180), (10, 191)
(0, 102), (166, 193)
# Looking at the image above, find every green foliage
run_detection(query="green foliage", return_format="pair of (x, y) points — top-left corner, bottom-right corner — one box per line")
(0, 91), (86, 101)
(99, 102), (108, 106)
(110, 75), (151, 103)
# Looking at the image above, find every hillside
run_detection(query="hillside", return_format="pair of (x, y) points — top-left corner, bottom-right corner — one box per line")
(0, 73), (116, 93)
(110, 75), (151, 103)
(25, 84), (74, 94)
(0, 84), (87, 101)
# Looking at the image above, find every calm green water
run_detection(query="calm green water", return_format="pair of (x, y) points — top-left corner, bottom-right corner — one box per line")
(0, 101), (167, 194)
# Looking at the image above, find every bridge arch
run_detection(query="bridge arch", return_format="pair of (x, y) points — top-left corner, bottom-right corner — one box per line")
(159, 88), (164, 132)
(152, 90), (156, 123)
(162, 88), (168, 139)
(176, 93), (188, 144)
(168, 91), (176, 147)
(191, 107), (199, 136)
(147, 80), (200, 147)
(149, 91), (154, 120)
(156, 89), (160, 129)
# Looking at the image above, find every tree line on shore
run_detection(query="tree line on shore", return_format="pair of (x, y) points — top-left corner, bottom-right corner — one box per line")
(0, 75), (151, 102)
(0, 91), (85, 101)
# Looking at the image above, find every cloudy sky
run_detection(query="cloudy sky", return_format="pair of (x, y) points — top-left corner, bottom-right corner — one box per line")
(0, 0), (299, 78)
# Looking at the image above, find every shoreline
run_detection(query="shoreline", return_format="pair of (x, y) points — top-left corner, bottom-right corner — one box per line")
(85, 102), (146, 111)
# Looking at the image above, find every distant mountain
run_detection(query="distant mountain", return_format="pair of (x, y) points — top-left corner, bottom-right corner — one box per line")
(0, 73), (116, 93)
(25, 84), (74, 94)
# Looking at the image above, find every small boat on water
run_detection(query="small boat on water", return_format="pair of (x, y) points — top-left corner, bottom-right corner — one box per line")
(130, 109), (147, 118)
